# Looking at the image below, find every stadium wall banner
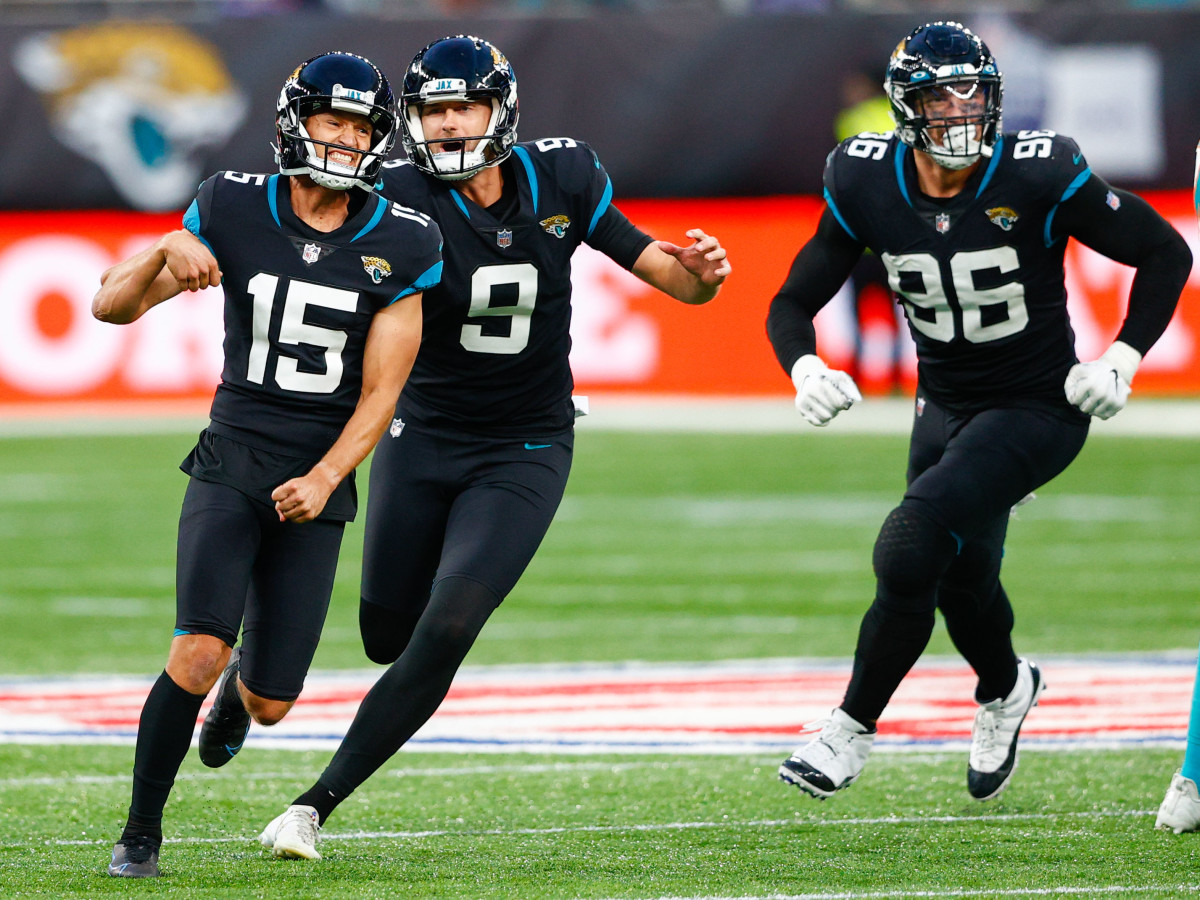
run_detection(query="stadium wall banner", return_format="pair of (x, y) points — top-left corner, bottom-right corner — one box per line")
(0, 194), (1198, 411)
(5, 12), (1200, 209)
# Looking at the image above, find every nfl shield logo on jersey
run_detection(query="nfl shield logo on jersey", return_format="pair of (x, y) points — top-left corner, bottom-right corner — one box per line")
(389, 417), (405, 438)
(935, 213), (951, 234)
(302, 243), (321, 265)
(497, 229), (513, 248)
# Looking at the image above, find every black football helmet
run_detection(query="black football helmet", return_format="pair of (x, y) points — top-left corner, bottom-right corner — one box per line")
(400, 35), (518, 181)
(885, 21), (1002, 170)
(275, 51), (397, 191)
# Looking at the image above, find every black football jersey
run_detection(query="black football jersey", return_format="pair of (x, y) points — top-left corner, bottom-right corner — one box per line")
(825, 130), (1093, 414)
(185, 172), (443, 457)
(377, 140), (653, 434)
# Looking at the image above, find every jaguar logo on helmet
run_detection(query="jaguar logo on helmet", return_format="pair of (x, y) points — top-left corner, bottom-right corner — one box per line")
(361, 256), (393, 284)
(14, 23), (247, 212)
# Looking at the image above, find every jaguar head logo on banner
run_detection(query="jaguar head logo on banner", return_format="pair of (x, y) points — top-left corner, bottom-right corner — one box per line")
(14, 23), (247, 212)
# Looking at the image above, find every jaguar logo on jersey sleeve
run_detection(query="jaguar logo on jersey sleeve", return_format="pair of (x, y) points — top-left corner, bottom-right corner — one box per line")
(986, 207), (1020, 231)
(361, 256), (393, 284)
(540, 215), (571, 239)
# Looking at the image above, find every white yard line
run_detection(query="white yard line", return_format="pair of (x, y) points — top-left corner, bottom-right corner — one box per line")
(13, 807), (1154, 849)
(3, 396), (1200, 437)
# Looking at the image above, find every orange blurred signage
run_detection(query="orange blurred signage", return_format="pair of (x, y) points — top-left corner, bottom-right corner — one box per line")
(1, 195), (1197, 411)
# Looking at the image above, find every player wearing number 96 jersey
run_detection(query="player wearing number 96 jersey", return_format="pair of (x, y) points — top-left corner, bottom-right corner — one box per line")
(92, 52), (441, 878)
(255, 35), (731, 855)
(768, 22), (1190, 805)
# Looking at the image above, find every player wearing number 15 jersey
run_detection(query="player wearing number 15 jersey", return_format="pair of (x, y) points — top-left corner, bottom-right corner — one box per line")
(256, 34), (730, 860)
(93, 52), (440, 878)
(768, 22), (1189, 805)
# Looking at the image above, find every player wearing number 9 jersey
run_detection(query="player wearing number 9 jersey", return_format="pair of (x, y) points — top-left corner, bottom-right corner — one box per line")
(256, 34), (730, 857)
(93, 52), (440, 878)
(768, 22), (1189, 805)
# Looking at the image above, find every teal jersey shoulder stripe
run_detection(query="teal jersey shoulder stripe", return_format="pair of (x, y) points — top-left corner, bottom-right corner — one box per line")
(182, 199), (215, 254)
(267, 173), (281, 227)
(514, 146), (538, 215)
(823, 187), (859, 243)
(389, 260), (443, 303)
(587, 174), (613, 238)
(1044, 166), (1093, 247)
(350, 194), (388, 243)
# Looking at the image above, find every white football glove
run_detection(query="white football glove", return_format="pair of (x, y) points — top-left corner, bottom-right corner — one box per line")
(1064, 340), (1142, 420)
(790, 354), (863, 427)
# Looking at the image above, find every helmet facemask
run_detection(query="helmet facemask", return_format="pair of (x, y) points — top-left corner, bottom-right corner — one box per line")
(404, 87), (506, 182)
(898, 77), (1001, 170)
(278, 92), (393, 190)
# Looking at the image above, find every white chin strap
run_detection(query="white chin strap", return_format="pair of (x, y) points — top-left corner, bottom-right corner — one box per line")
(307, 166), (360, 190)
(431, 147), (488, 181)
(926, 124), (987, 170)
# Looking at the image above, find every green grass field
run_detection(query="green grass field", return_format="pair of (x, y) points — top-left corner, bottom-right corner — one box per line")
(2, 423), (1199, 897)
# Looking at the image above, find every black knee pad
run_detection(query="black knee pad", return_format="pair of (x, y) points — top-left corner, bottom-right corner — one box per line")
(872, 506), (958, 602)
(359, 600), (422, 665)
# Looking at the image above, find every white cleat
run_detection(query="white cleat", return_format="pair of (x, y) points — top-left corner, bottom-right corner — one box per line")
(259, 805), (321, 860)
(1156, 772), (1200, 834)
(968, 658), (1045, 801)
(778, 707), (876, 799)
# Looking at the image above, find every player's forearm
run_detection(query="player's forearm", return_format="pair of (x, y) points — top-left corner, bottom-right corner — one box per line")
(1116, 233), (1192, 355)
(92, 245), (172, 324)
(308, 386), (406, 489)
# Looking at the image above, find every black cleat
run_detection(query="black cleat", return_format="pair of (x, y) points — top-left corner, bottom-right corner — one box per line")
(108, 836), (161, 878)
(198, 647), (250, 768)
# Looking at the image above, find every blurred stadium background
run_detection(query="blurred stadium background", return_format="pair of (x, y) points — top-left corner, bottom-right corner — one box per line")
(2, 4), (1200, 897)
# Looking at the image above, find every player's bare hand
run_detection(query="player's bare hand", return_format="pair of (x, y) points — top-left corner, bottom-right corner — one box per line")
(160, 230), (222, 293)
(657, 228), (732, 286)
(270, 472), (334, 524)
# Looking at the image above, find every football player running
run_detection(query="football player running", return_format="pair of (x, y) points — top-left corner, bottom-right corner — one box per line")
(257, 34), (729, 860)
(767, 22), (1189, 803)
(97, 52), (440, 877)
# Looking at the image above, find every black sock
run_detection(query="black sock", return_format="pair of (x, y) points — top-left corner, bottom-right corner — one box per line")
(293, 781), (343, 825)
(316, 576), (498, 808)
(842, 602), (935, 726)
(125, 671), (206, 833)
